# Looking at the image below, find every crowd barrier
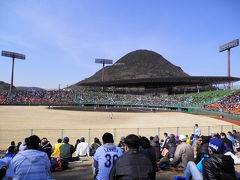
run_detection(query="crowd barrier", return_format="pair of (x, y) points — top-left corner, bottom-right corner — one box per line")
(0, 125), (239, 150)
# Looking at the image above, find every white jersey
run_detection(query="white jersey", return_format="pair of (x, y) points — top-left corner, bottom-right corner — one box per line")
(94, 143), (123, 180)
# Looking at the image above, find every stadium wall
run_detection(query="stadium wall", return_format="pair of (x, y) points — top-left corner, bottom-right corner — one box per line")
(192, 108), (240, 123)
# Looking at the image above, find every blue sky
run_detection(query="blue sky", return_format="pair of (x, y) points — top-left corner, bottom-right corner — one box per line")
(0, 0), (239, 89)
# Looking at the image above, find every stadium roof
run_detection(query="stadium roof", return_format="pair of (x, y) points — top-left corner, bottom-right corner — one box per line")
(78, 76), (240, 88)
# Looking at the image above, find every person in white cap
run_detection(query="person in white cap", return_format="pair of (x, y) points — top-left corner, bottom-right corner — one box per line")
(170, 134), (194, 168)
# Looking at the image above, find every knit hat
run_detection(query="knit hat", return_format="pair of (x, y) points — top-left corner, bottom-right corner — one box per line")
(80, 137), (85, 142)
(208, 138), (225, 152)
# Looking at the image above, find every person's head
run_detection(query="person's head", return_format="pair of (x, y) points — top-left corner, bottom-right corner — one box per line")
(212, 133), (220, 139)
(208, 138), (225, 154)
(63, 137), (69, 144)
(119, 136), (125, 143)
(17, 141), (22, 146)
(233, 130), (237, 134)
(153, 135), (159, 143)
(80, 137), (85, 142)
(195, 124), (198, 127)
(11, 141), (15, 146)
(201, 136), (211, 144)
(164, 133), (168, 137)
(228, 131), (233, 136)
(169, 134), (176, 143)
(24, 137), (28, 143)
(140, 136), (150, 149)
(94, 137), (101, 144)
(220, 132), (226, 139)
(149, 136), (154, 141)
(102, 132), (114, 144)
(8, 145), (15, 154)
(41, 138), (48, 145)
(57, 138), (62, 143)
(124, 134), (140, 151)
(26, 135), (41, 150)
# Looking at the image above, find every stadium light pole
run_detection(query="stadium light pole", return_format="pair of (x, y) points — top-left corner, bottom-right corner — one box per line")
(95, 59), (113, 82)
(1, 50), (26, 93)
(219, 39), (239, 89)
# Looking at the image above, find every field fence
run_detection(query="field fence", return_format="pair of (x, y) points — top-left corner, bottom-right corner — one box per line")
(0, 125), (239, 150)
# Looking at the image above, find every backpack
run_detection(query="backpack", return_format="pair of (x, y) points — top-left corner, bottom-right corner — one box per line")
(51, 158), (68, 171)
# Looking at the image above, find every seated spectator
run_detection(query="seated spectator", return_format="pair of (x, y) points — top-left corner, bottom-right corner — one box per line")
(6, 141), (16, 154)
(161, 133), (170, 151)
(90, 137), (101, 156)
(170, 135), (194, 168)
(227, 131), (237, 147)
(151, 135), (160, 161)
(192, 135), (201, 160)
(16, 142), (22, 153)
(3, 146), (16, 160)
(117, 136), (125, 152)
(0, 159), (8, 180)
(159, 134), (177, 168)
(9, 135), (51, 179)
(186, 135), (191, 144)
(93, 132), (123, 180)
(183, 138), (237, 180)
(60, 137), (75, 162)
(40, 138), (52, 160)
(52, 138), (63, 157)
(220, 132), (234, 153)
(139, 136), (157, 170)
(233, 130), (240, 141)
(0, 146), (16, 180)
(76, 137), (89, 157)
(18, 137), (28, 151)
(74, 139), (80, 151)
(110, 134), (155, 179)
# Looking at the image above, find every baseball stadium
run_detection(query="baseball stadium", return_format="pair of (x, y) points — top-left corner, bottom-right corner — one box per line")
(0, 49), (240, 179)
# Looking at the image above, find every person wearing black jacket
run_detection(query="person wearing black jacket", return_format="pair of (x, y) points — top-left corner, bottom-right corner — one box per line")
(202, 138), (236, 180)
(183, 138), (237, 180)
(40, 138), (52, 160)
(110, 134), (155, 180)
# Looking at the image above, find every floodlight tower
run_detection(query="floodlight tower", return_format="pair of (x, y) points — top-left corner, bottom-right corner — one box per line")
(219, 39), (239, 89)
(95, 59), (113, 81)
(1, 50), (26, 93)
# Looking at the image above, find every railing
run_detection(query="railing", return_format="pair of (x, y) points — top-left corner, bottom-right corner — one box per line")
(0, 125), (239, 150)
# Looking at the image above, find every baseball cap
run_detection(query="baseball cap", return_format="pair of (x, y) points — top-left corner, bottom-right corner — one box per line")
(63, 137), (69, 143)
(80, 137), (85, 142)
(179, 135), (187, 141)
(208, 138), (225, 152)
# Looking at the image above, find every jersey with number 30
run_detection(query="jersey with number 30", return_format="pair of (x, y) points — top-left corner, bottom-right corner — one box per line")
(94, 143), (123, 180)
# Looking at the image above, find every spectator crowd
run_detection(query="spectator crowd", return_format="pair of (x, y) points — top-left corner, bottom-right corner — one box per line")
(0, 124), (240, 180)
(1, 89), (240, 116)
(205, 91), (240, 115)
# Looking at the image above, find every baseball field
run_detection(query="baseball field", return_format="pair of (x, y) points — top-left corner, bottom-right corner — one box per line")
(0, 106), (238, 149)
